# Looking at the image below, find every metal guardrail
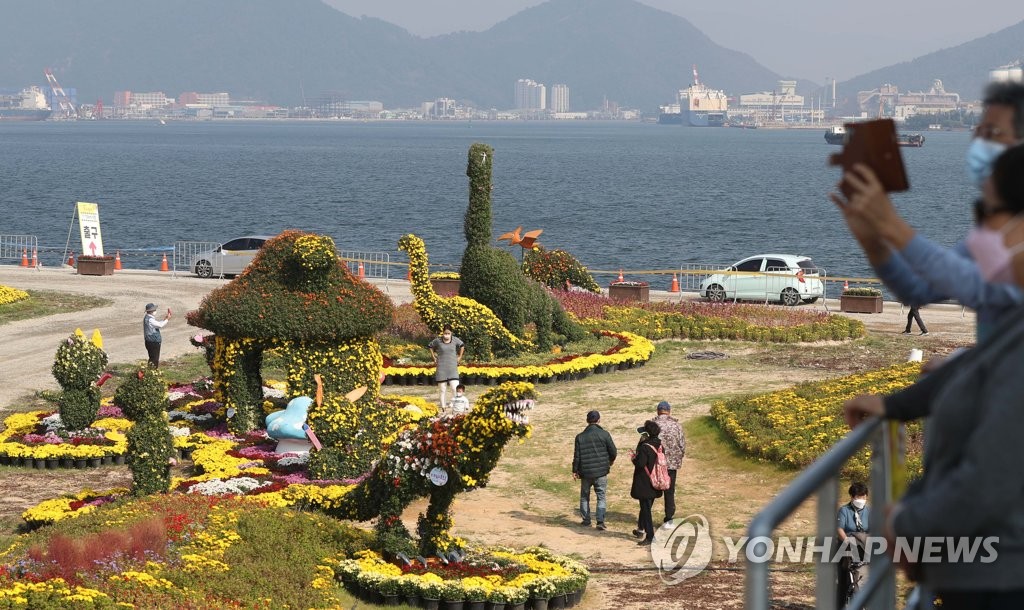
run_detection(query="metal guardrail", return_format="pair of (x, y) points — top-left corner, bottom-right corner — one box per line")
(173, 241), (225, 278)
(0, 235), (40, 268)
(338, 250), (391, 291)
(746, 417), (898, 610)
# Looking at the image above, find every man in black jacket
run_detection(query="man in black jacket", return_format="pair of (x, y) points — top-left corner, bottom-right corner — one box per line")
(572, 410), (617, 530)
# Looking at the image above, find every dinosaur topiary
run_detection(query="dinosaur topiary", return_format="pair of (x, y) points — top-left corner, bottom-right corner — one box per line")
(322, 381), (535, 556)
(51, 329), (109, 431)
(114, 367), (175, 496)
(459, 143), (586, 350)
(398, 233), (529, 360)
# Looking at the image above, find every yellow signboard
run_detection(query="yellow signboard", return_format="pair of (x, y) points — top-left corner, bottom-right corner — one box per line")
(76, 202), (104, 257)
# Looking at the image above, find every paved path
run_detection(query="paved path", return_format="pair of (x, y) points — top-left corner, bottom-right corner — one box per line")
(0, 265), (973, 409)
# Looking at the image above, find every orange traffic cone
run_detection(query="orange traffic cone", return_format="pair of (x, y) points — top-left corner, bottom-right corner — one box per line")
(843, 280), (849, 291)
(114, 250), (122, 271)
(406, 266), (412, 281)
(160, 253), (169, 272)
(68, 252), (76, 267)
(670, 274), (680, 293)
(357, 261), (365, 279)
(20, 248), (28, 267)
(31, 249), (38, 268)
(617, 269), (624, 282)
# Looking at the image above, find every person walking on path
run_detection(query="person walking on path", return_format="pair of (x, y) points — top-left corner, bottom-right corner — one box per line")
(428, 325), (464, 408)
(903, 304), (928, 335)
(142, 302), (171, 368)
(652, 401), (686, 528)
(630, 420), (663, 545)
(572, 410), (617, 531)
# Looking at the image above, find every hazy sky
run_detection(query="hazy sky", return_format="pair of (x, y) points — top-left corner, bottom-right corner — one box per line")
(323, 0), (1024, 82)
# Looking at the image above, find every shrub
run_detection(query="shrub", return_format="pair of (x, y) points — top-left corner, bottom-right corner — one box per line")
(843, 287), (882, 296)
(52, 331), (108, 431)
(115, 367), (175, 496)
(523, 246), (600, 293)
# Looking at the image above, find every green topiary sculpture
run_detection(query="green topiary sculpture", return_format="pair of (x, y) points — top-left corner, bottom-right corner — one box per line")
(114, 367), (175, 496)
(51, 330), (109, 431)
(459, 143), (586, 350)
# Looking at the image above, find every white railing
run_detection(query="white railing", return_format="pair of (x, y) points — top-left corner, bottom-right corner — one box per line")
(338, 250), (391, 291)
(173, 241), (224, 278)
(0, 235), (40, 268)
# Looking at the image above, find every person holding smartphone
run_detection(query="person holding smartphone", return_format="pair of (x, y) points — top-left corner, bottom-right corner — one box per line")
(143, 302), (172, 368)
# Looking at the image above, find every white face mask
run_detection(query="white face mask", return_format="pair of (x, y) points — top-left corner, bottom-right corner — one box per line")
(852, 498), (867, 510)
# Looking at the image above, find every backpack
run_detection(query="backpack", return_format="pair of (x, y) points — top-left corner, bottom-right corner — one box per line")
(644, 443), (671, 491)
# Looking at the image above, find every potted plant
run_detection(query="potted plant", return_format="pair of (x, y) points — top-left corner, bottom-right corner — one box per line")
(504, 586), (529, 610)
(526, 578), (556, 610)
(608, 280), (650, 303)
(379, 576), (403, 606)
(420, 579), (444, 610)
(840, 287), (883, 313)
(440, 580), (466, 610)
(464, 582), (488, 610)
(77, 255), (116, 276)
(429, 271), (461, 297)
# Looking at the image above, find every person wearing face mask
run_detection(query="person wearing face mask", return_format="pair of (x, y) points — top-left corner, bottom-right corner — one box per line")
(428, 325), (464, 408)
(841, 145), (1024, 609)
(830, 82), (1024, 341)
(836, 482), (870, 608)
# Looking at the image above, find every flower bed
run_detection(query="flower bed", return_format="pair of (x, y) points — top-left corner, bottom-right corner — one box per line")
(555, 292), (865, 342)
(336, 547), (588, 608)
(710, 362), (923, 479)
(0, 284), (30, 306)
(380, 331), (654, 385)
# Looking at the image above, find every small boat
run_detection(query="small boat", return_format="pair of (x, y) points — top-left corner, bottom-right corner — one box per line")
(824, 125), (846, 145)
(897, 133), (925, 147)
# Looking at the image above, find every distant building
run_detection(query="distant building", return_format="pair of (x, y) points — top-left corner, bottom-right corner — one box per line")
(179, 92), (231, 107)
(990, 61), (1023, 83)
(515, 79), (546, 110)
(857, 80), (959, 118)
(431, 97), (456, 119)
(550, 84), (569, 112)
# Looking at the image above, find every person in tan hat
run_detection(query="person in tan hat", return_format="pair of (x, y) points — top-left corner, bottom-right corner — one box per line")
(143, 302), (172, 368)
(652, 400), (686, 528)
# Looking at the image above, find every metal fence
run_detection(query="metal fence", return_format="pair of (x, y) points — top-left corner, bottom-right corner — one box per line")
(0, 235), (40, 268)
(173, 241), (225, 278)
(338, 250), (391, 290)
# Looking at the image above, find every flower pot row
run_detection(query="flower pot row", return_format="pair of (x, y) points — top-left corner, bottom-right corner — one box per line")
(343, 581), (584, 610)
(0, 454), (125, 469)
(382, 359), (645, 387)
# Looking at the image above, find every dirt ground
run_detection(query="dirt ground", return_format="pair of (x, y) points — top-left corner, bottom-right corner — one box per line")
(0, 265), (975, 608)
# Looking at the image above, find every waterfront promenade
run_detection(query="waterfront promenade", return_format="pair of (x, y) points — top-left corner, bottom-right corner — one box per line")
(0, 265), (974, 410)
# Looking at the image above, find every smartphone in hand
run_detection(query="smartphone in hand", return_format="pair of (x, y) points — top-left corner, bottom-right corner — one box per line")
(829, 119), (909, 197)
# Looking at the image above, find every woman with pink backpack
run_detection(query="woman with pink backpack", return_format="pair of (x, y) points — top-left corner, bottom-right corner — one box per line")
(630, 420), (668, 546)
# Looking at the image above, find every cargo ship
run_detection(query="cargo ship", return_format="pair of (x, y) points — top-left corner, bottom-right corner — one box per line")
(657, 103), (682, 124)
(679, 65), (728, 127)
(824, 125), (846, 145)
(0, 86), (52, 121)
(897, 133), (925, 147)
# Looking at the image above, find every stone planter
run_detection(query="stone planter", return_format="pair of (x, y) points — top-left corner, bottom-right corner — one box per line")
(608, 282), (649, 303)
(430, 278), (461, 297)
(840, 294), (883, 314)
(77, 256), (115, 276)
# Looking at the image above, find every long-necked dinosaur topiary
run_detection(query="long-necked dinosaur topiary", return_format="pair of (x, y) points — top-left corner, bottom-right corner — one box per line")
(322, 381), (535, 556)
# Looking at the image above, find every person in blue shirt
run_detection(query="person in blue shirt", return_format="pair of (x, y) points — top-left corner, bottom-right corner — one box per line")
(836, 481), (870, 607)
(830, 82), (1024, 341)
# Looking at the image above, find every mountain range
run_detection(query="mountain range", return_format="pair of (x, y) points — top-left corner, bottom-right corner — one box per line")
(0, 0), (1020, 111)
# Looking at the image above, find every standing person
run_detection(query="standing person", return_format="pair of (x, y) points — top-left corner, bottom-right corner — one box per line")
(902, 304), (928, 335)
(571, 410), (616, 531)
(630, 420), (663, 545)
(428, 325), (464, 408)
(652, 400), (686, 528)
(450, 384), (471, 415)
(836, 482), (870, 608)
(142, 303), (171, 368)
(842, 146), (1024, 609)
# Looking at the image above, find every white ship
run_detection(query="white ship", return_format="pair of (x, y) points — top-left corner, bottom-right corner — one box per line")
(679, 65), (728, 127)
(0, 86), (52, 121)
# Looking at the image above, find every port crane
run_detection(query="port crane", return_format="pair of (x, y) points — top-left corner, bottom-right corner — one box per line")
(44, 68), (77, 119)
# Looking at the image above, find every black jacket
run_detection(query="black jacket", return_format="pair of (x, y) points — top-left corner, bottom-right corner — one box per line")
(630, 438), (664, 500)
(572, 424), (617, 479)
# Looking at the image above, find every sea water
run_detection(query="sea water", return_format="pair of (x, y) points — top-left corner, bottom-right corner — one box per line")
(0, 120), (974, 279)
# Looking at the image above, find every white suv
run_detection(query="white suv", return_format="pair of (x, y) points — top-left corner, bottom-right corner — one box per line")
(700, 254), (824, 306)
